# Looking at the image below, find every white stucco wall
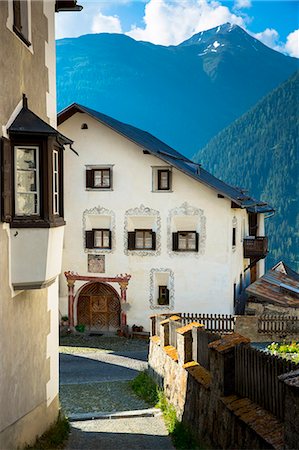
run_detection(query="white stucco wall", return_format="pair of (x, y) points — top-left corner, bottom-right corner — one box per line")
(59, 113), (254, 330)
(0, 2), (61, 447)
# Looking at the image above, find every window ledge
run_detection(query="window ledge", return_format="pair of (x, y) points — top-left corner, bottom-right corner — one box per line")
(86, 188), (113, 192)
(13, 25), (31, 47)
(10, 218), (66, 228)
(151, 190), (173, 193)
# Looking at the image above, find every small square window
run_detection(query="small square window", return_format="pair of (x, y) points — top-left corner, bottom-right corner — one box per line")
(86, 229), (112, 249)
(152, 167), (172, 192)
(86, 167), (112, 190)
(128, 230), (156, 250)
(158, 170), (170, 190)
(173, 231), (198, 252)
(158, 286), (169, 305)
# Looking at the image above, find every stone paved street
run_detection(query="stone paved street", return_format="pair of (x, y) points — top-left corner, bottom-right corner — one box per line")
(60, 335), (174, 449)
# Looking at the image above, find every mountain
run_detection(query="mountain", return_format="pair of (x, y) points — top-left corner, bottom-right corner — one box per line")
(194, 71), (299, 271)
(56, 23), (298, 158)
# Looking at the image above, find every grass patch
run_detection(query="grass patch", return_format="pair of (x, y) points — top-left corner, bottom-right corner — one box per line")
(131, 371), (205, 449)
(130, 370), (159, 405)
(267, 341), (299, 363)
(24, 412), (70, 450)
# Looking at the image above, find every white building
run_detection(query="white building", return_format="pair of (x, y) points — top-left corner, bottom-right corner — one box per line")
(58, 103), (273, 332)
(0, 2), (81, 448)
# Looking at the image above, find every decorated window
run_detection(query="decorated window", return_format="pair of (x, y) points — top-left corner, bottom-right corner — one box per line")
(158, 285), (169, 305)
(128, 229), (156, 250)
(85, 229), (112, 249)
(1, 96), (70, 227)
(172, 231), (198, 252)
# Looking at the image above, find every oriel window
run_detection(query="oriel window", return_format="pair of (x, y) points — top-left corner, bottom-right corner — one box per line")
(15, 146), (39, 216)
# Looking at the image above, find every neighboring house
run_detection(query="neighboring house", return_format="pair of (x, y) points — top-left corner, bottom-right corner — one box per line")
(246, 261), (299, 316)
(58, 103), (273, 332)
(0, 1), (81, 448)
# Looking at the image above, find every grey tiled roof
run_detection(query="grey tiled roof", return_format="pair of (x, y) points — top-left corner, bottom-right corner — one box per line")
(58, 103), (274, 213)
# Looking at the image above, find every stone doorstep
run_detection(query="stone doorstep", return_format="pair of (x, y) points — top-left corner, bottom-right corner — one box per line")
(221, 396), (284, 449)
(69, 408), (161, 422)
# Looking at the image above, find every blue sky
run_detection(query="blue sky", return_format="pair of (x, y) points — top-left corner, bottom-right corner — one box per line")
(55, 0), (299, 57)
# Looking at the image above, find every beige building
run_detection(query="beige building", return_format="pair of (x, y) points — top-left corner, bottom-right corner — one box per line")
(0, 1), (81, 448)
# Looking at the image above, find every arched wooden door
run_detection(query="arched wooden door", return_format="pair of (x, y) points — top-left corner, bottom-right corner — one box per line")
(77, 282), (121, 331)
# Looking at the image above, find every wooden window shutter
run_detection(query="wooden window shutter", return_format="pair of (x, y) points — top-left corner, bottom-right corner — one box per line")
(151, 231), (156, 250)
(195, 232), (199, 252)
(85, 230), (94, 249)
(165, 288), (170, 304)
(86, 169), (93, 188)
(1, 138), (12, 223)
(108, 230), (112, 249)
(172, 232), (178, 251)
(128, 231), (135, 250)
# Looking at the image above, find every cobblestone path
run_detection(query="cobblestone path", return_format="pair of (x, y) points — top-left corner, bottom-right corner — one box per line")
(60, 335), (174, 449)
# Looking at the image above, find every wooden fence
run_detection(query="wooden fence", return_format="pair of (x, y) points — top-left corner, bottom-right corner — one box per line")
(235, 344), (299, 420)
(182, 313), (235, 334)
(258, 315), (299, 334)
(192, 328), (221, 370)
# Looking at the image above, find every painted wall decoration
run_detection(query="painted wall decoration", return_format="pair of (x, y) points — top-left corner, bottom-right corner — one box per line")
(167, 201), (206, 257)
(83, 205), (116, 254)
(88, 254), (105, 273)
(124, 204), (161, 256)
(149, 268), (175, 310)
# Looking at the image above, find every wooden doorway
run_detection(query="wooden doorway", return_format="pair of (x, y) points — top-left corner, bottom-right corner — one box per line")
(77, 282), (121, 331)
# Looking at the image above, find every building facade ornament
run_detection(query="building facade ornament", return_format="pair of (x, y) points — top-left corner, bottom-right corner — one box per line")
(82, 205), (116, 254)
(149, 268), (175, 310)
(167, 202), (206, 257)
(124, 204), (161, 256)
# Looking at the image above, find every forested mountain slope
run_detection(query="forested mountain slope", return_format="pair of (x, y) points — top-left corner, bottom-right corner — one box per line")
(195, 71), (299, 270)
(56, 23), (298, 158)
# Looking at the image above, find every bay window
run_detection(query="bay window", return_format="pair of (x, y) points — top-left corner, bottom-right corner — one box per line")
(1, 96), (71, 227)
(15, 145), (39, 216)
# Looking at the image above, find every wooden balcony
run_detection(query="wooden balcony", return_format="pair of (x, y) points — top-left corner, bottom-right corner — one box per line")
(243, 236), (268, 259)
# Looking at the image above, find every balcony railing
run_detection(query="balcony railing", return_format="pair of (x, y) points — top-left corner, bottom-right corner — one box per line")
(243, 236), (268, 258)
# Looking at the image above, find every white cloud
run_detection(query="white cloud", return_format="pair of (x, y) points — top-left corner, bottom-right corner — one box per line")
(92, 12), (122, 34)
(285, 29), (299, 58)
(234, 0), (252, 9)
(252, 28), (283, 52)
(251, 28), (299, 58)
(55, 2), (123, 39)
(126, 0), (246, 46)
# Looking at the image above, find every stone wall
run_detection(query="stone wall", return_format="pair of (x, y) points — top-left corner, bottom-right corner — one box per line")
(149, 316), (299, 450)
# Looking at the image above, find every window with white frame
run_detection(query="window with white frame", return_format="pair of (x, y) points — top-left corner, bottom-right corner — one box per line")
(15, 145), (39, 216)
(53, 149), (59, 215)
